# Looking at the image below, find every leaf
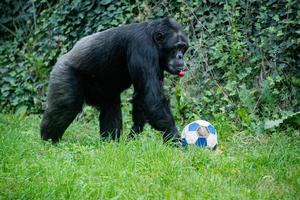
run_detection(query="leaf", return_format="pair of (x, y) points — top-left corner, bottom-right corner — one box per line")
(100, 0), (112, 5)
(284, 112), (300, 127)
(264, 119), (283, 129)
(264, 112), (300, 130)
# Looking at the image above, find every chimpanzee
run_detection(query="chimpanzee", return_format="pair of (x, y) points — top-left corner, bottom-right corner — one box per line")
(40, 17), (189, 144)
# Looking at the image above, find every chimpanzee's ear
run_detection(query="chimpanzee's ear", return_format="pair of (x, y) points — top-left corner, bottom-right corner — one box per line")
(154, 32), (165, 43)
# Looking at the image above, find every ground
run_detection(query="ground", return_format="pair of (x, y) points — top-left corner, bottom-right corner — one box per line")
(0, 113), (299, 199)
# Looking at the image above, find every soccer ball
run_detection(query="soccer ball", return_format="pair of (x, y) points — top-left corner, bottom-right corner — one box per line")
(181, 120), (218, 150)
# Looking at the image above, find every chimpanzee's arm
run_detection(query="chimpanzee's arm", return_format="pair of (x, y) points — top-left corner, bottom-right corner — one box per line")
(128, 47), (180, 143)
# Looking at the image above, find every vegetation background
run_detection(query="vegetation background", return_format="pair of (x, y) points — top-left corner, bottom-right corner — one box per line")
(1, 0), (299, 128)
(0, 0), (299, 199)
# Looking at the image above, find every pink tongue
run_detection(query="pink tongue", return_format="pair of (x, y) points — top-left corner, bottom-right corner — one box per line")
(178, 70), (185, 77)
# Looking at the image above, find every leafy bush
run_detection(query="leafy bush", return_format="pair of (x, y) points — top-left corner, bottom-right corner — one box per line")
(0, 0), (299, 129)
(179, 0), (300, 130)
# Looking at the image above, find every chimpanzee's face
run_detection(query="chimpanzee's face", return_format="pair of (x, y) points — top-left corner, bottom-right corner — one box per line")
(154, 19), (189, 75)
(163, 31), (189, 75)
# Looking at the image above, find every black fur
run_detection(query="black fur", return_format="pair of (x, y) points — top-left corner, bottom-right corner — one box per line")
(40, 17), (189, 143)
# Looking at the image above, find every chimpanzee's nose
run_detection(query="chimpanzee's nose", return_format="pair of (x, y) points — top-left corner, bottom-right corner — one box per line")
(176, 52), (183, 59)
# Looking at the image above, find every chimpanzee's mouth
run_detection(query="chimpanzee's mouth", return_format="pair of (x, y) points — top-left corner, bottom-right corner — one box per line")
(166, 64), (188, 76)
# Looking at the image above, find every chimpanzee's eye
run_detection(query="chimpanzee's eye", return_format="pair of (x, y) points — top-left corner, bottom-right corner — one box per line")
(174, 43), (187, 53)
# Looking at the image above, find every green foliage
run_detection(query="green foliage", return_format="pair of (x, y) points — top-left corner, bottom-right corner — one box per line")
(0, 114), (299, 199)
(264, 111), (300, 130)
(0, 0), (299, 129)
(178, 0), (299, 130)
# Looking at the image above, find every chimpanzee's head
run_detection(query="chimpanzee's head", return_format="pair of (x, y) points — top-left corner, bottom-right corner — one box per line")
(153, 17), (189, 76)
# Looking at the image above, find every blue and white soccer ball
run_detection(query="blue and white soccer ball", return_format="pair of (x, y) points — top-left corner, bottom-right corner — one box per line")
(181, 120), (218, 150)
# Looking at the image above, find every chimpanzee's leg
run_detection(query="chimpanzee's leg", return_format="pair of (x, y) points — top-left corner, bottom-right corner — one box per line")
(99, 95), (122, 140)
(129, 93), (146, 138)
(40, 65), (83, 143)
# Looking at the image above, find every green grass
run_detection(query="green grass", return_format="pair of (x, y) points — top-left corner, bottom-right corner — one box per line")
(0, 113), (299, 199)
